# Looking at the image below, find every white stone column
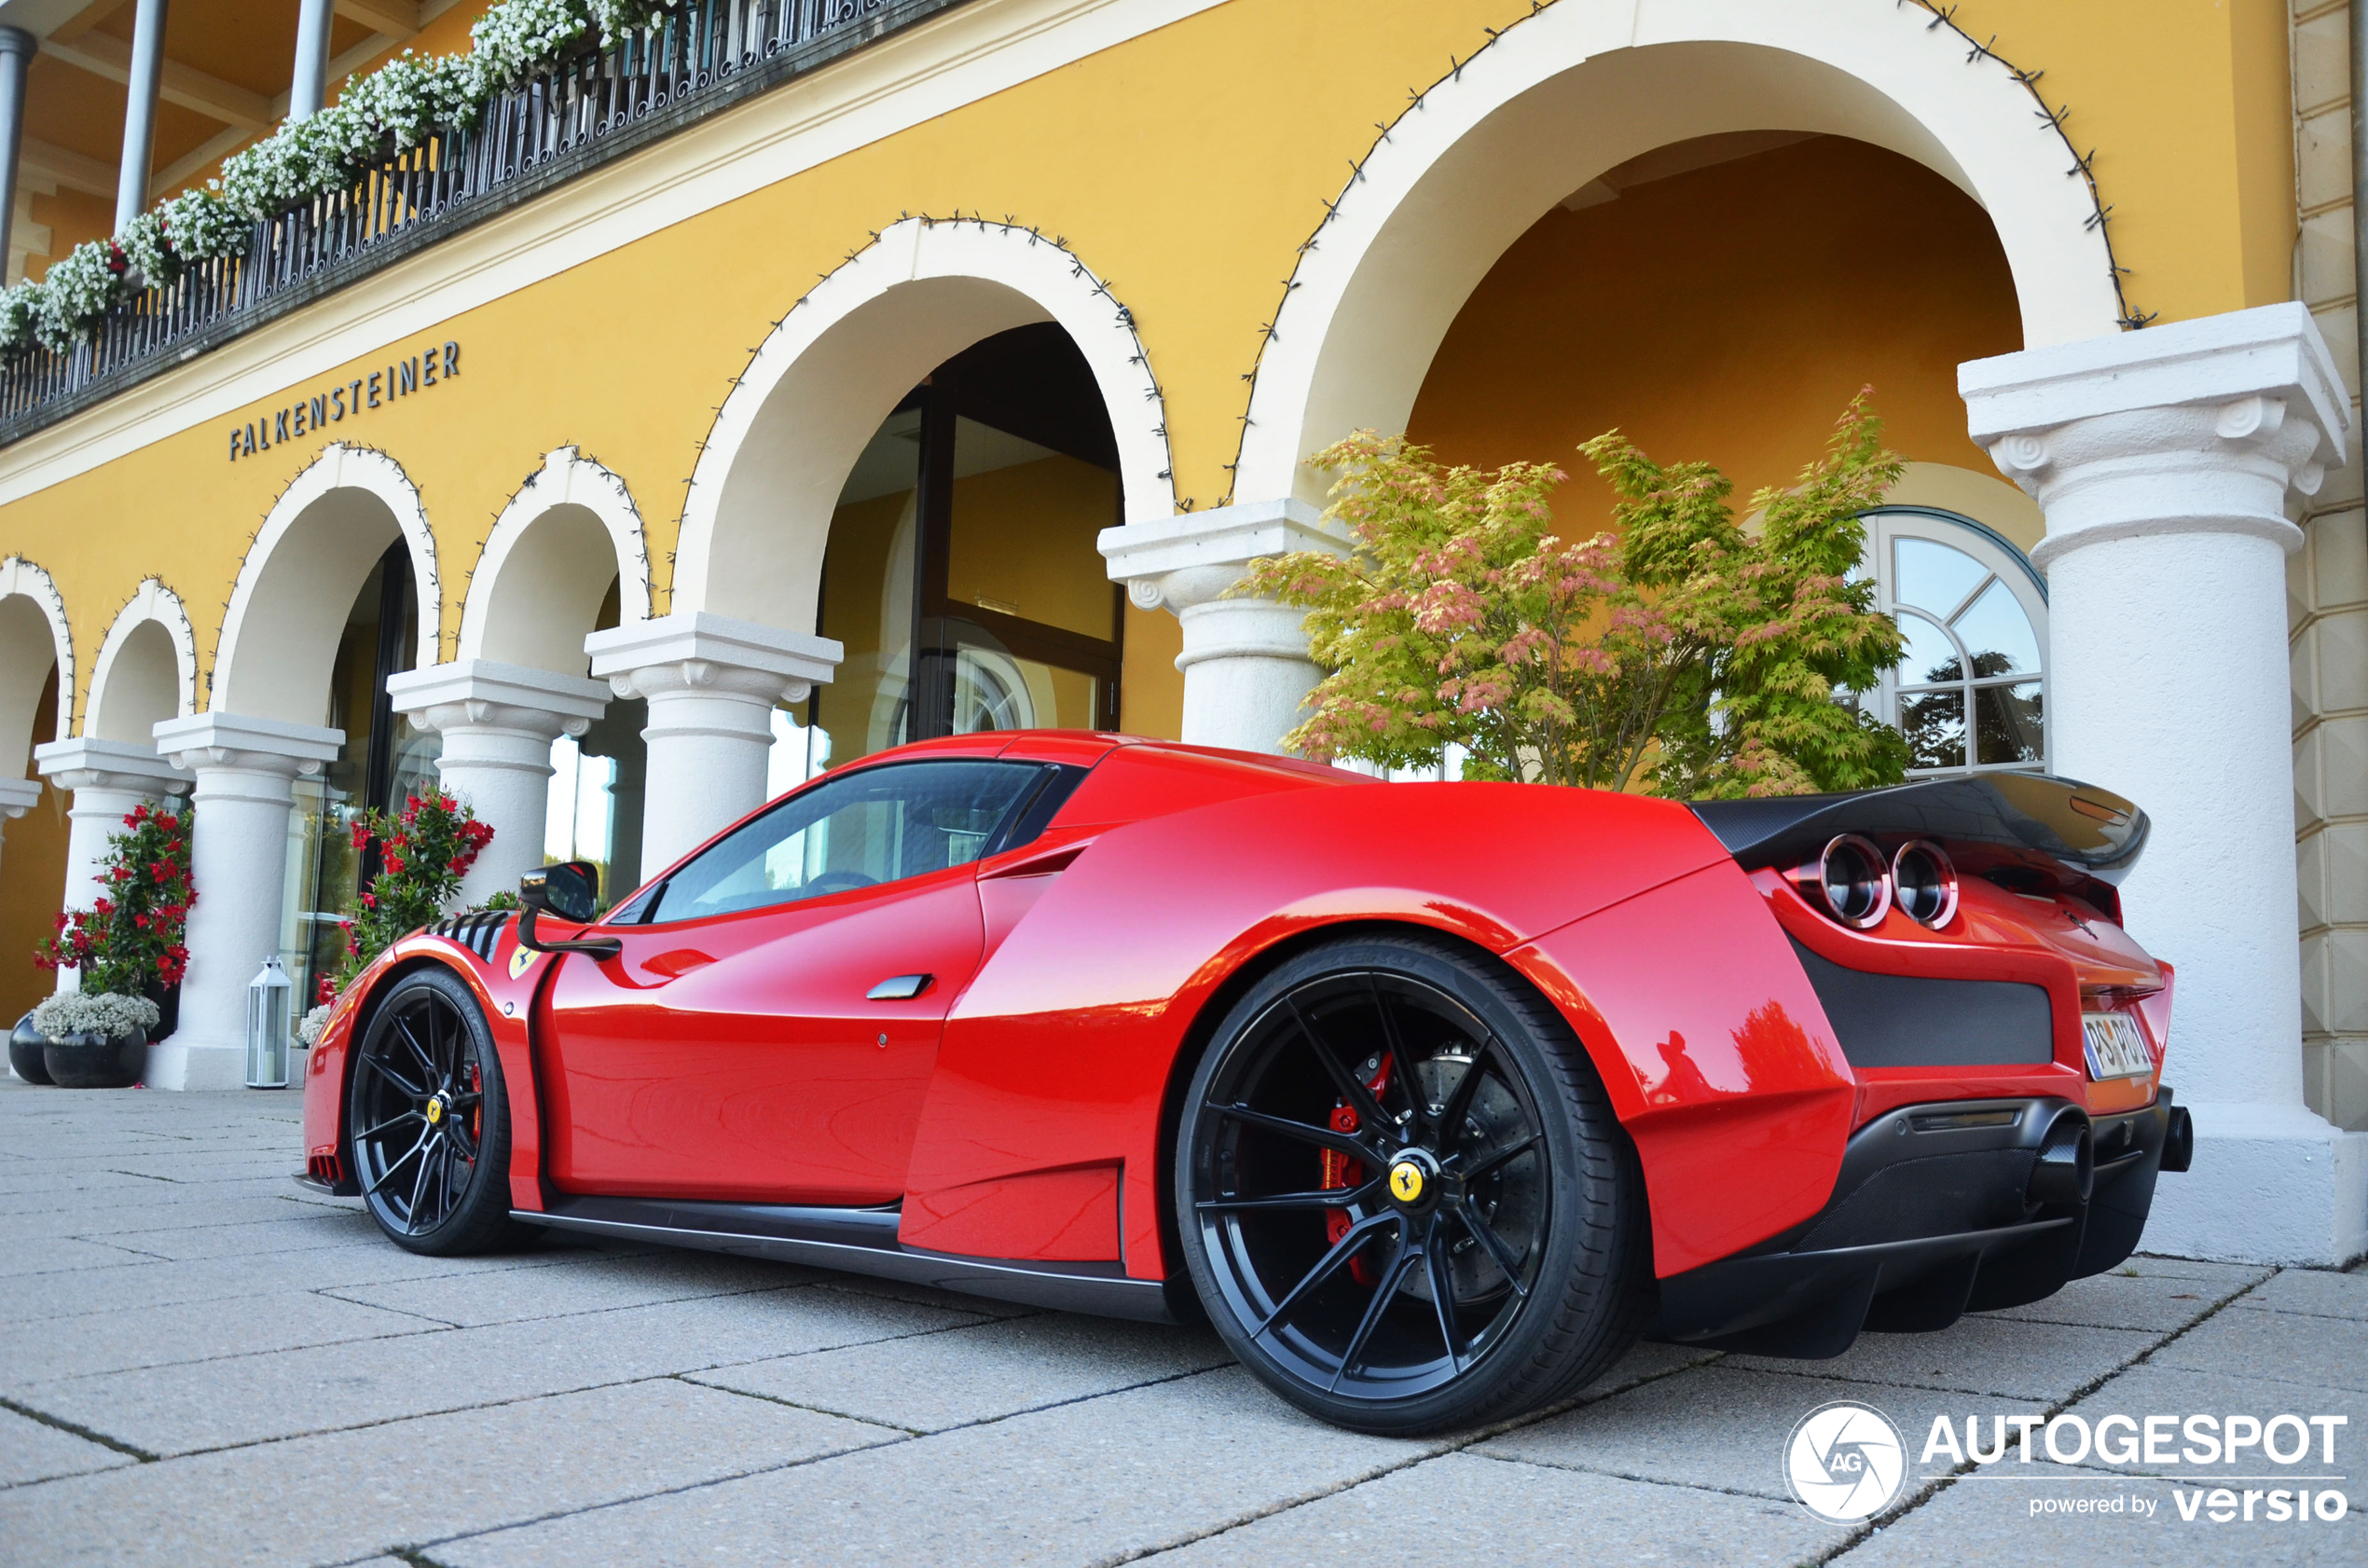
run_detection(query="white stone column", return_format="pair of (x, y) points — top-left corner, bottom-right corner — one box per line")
(30, 738), (192, 994)
(1098, 500), (1352, 754)
(585, 613), (839, 875)
(386, 659), (612, 909)
(152, 713), (340, 1093)
(1963, 301), (2368, 1265)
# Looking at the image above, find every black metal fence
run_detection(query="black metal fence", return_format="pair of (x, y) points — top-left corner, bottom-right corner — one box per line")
(0, 0), (941, 439)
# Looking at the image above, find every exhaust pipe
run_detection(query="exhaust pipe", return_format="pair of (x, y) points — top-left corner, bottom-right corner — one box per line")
(2161, 1104), (2194, 1174)
(2028, 1108), (2094, 1206)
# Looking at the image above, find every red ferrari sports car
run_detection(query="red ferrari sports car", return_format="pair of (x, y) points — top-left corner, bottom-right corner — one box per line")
(298, 731), (2189, 1434)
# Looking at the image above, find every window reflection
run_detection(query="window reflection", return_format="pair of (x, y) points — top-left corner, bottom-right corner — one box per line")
(1867, 511), (2048, 777)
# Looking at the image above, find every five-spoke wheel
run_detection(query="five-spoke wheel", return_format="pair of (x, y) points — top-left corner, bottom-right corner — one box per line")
(1176, 935), (1648, 1434)
(348, 967), (522, 1255)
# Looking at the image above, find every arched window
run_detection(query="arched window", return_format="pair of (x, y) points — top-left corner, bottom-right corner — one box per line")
(1862, 506), (2048, 777)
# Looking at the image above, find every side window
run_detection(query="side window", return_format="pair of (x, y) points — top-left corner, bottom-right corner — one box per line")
(646, 761), (1045, 923)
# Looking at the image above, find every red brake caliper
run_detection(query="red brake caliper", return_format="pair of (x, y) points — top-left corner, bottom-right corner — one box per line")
(1320, 1055), (1393, 1285)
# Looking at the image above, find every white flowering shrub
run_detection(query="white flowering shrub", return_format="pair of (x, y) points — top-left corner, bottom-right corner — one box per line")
(297, 1003), (334, 1048)
(160, 188), (247, 263)
(11, 0), (686, 352)
(32, 991), (161, 1042)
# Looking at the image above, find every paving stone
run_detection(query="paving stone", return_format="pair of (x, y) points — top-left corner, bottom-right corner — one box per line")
(0, 1237), (619, 1324)
(18, 1284), (987, 1454)
(431, 1367), (1437, 1567)
(0, 1288), (439, 1383)
(71, 1207), (383, 1262)
(325, 1248), (825, 1327)
(1480, 1362), (2025, 1502)
(1977, 1259), (2269, 1333)
(2232, 1268), (2368, 1322)
(1145, 1451), (1845, 1566)
(0, 1236), (166, 1277)
(1729, 1316), (2156, 1401)
(693, 1312), (1234, 1432)
(1830, 1462), (2365, 1566)
(2147, 1308), (2368, 1394)
(2060, 1362), (2368, 1510)
(0, 1193), (354, 1241)
(0, 1405), (140, 1488)
(2110, 1255), (2283, 1286)
(0, 1378), (898, 1567)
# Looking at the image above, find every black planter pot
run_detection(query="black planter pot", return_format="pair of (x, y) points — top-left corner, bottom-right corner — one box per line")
(43, 1028), (146, 1089)
(8, 1011), (51, 1085)
(142, 980), (180, 1044)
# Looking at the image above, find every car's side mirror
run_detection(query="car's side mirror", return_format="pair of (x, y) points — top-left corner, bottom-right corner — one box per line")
(515, 861), (621, 958)
(522, 860), (599, 923)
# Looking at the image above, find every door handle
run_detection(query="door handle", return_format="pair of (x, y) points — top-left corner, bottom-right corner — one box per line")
(866, 973), (934, 1000)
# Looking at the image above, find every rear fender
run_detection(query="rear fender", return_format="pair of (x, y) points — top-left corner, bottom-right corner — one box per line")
(900, 782), (1730, 1278)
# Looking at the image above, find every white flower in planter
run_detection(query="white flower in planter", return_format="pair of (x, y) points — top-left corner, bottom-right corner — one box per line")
(297, 1004), (334, 1049)
(32, 992), (162, 1043)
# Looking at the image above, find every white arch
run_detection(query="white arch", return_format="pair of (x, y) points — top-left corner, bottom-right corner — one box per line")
(212, 444), (439, 723)
(0, 556), (74, 768)
(1232, 0), (2125, 506)
(674, 216), (1175, 630)
(459, 447), (654, 673)
(87, 579), (199, 742)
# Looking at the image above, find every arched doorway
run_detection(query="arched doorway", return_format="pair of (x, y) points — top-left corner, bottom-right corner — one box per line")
(812, 323), (1124, 770)
(0, 561), (69, 1031)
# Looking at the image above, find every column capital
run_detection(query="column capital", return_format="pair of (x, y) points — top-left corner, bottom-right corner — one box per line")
(585, 612), (841, 706)
(0, 27), (35, 58)
(0, 776), (37, 818)
(386, 658), (612, 741)
(33, 736), (193, 798)
(153, 712), (343, 777)
(1962, 302), (2352, 571)
(1098, 498), (1352, 612)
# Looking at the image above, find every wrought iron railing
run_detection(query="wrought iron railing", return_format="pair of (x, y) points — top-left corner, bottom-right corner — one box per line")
(0, 0), (959, 441)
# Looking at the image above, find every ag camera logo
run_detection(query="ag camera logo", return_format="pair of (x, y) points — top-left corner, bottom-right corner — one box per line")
(1786, 1400), (1907, 1522)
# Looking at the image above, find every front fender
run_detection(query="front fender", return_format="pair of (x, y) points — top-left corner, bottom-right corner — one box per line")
(301, 916), (556, 1210)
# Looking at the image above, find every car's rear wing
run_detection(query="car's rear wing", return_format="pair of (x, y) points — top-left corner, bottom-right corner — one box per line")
(1686, 774), (2149, 885)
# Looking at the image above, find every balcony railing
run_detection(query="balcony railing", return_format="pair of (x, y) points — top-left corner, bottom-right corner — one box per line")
(0, 0), (966, 447)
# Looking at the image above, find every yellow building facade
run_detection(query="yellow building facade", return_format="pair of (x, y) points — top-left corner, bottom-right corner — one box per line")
(0, 0), (2361, 1262)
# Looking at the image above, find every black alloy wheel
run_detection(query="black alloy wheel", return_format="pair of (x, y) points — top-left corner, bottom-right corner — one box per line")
(1176, 934), (1650, 1435)
(348, 966), (524, 1255)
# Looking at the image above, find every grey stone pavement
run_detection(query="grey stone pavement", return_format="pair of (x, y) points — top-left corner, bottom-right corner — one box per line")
(0, 1080), (2361, 1568)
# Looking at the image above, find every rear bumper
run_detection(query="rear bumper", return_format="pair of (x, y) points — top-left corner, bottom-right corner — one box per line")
(1649, 1089), (2185, 1357)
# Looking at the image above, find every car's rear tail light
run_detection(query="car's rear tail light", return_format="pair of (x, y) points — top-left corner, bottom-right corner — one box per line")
(1810, 834), (1891, 929)
(1891, 840), (1959, 928)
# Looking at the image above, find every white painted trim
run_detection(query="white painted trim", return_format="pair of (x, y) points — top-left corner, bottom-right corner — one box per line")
(0, 554), (73, 741)
(673, 215), (1175, 629)
(85, 578), (199, 741)
(0, 0), (1227, 508)
(458, 446), (654, 667)
(212, 443), (439, 719)
(1231, 0), (2126, 507)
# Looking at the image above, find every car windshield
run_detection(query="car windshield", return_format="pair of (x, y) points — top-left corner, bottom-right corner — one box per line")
(646, 760), (1041, 922)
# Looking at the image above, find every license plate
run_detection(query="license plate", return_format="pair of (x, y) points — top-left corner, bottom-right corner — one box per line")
(2082, 1011), (2153, 1080)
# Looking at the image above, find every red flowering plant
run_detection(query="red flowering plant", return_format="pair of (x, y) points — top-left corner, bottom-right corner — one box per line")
(33, 801), (196, 997)
(334, 787), (495, 991)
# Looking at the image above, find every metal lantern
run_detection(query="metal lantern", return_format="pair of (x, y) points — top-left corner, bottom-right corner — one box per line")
(245, 956), (293, 1090)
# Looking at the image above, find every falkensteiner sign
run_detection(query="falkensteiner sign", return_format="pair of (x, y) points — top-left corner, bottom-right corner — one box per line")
(226, 340), (461, 461)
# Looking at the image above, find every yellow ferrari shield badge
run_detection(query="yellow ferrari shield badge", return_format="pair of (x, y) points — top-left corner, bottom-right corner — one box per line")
(508, 945), (537, 981)
(424, 1098), (445, 1126)
(1389, 1160), (1425, 1203)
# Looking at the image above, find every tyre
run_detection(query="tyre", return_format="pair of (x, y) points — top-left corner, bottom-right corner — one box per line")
(347, 966), (526, 1255)
(1175, 933), (1650, 1435)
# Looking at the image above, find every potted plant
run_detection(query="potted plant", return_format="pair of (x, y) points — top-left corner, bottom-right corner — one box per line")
(299, 788), (494, 1049)
(23, 800), (195, 1087)
(29, 991), (158, 1088)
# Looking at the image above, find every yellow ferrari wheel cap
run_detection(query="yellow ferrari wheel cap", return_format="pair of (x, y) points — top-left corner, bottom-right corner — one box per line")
(424, 1099), (444, 1125)
(1388, 1160), (1425, 1203)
